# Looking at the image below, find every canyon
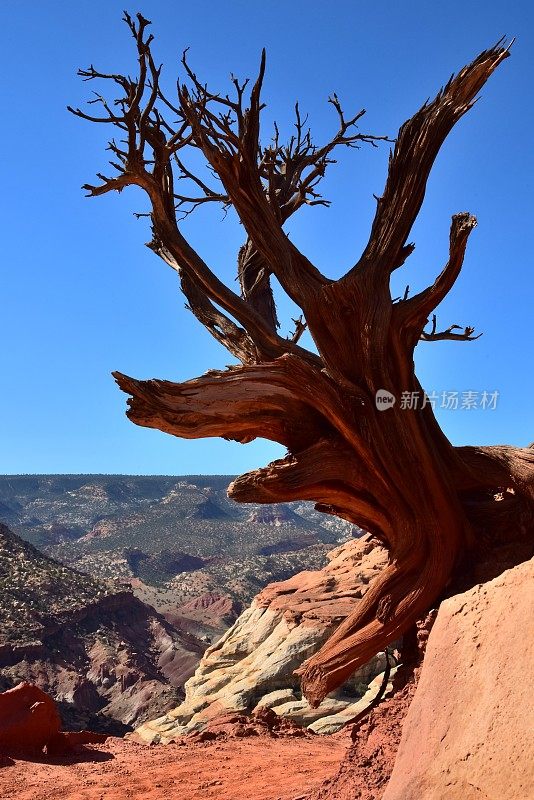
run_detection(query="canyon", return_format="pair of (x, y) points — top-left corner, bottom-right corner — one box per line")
(0, 474), (355, 634)
(1, 476), (532, 798)
(0, 522), (204, 732)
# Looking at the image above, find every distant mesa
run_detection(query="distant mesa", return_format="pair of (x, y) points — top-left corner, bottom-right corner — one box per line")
(259, 533), (318, 556)
(160, 481), (203, 504)
(175, 480), (203, 490)
(247, 505), (305, 527)
(124, 548), (206, 580)
(67, 483), (111, 501)
(187, 498), (231, 521)
(68, 480), (138, 503)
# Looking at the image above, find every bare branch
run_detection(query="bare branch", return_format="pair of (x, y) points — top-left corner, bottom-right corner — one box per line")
(396, 211), (478, 346)
(71, 13), (325, 366)
(420, 314), (482, 342)
(237, 240), (279, 331)
(342, 41), (510, 280)
(178, 50), (330, 308)
(71, 13), (391, 352)
(289, 315), (307, 343)
(455, 444), (534, 501)
(82, 172), (134, 197)
(258, 95), (392, 223)
(148, 230), (322, 367)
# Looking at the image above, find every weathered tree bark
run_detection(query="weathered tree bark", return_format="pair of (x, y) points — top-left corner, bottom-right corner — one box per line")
(73, 17), (532, 707)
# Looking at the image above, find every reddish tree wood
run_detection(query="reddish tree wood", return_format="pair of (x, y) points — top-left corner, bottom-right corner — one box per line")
(72, 16), (532, 707)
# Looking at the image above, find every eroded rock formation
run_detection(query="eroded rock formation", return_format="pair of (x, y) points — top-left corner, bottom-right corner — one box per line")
(134, 538), (391, 743)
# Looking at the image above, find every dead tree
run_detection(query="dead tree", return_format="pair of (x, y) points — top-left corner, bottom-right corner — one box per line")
(71, 14), (533, 707)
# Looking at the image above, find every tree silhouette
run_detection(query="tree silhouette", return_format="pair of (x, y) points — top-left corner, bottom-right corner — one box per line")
(71, 13), (532, 706)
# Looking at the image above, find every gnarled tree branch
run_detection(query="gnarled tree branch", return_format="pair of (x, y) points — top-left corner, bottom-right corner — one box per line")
(455, 443), (534, 500)
(228, 438), (394, 538)
(112, 359), (328, 449)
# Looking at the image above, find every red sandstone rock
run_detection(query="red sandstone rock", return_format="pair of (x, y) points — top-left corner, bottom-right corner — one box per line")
(176, 591), (241, 629)
(255, 537), (386, 624)
(0, 683), (61, 753)
(0, 683), (106, 755)
(305, 613), (432, 800)
(383, 558), (534, 800)
(305, 663), (419, 800)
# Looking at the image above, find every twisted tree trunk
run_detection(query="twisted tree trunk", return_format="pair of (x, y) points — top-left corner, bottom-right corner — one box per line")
(72, 17), (533, 708)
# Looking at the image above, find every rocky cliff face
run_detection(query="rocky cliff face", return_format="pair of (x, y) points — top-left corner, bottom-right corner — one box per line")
(0, 523), (205, 733)
(383, 556), (534, 800)
(134, 537), (392, 743)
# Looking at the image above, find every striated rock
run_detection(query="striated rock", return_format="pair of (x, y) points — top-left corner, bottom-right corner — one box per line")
(174, 591), (241, 632)
(270, 695), (350, 725)
(133, 537), (388, 743)
(0, 683), (106, 754)
(254, 688), (298, 709)
(383, 558), (534, 800)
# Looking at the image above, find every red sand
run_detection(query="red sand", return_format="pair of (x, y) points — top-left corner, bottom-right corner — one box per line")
(0, 734), (348, 800)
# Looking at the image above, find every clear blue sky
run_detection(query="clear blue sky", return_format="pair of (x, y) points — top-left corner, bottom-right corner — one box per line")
(1, 0), (532, 475)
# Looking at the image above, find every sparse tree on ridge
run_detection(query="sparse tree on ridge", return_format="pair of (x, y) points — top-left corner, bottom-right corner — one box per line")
(71, 13), (533, 707)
